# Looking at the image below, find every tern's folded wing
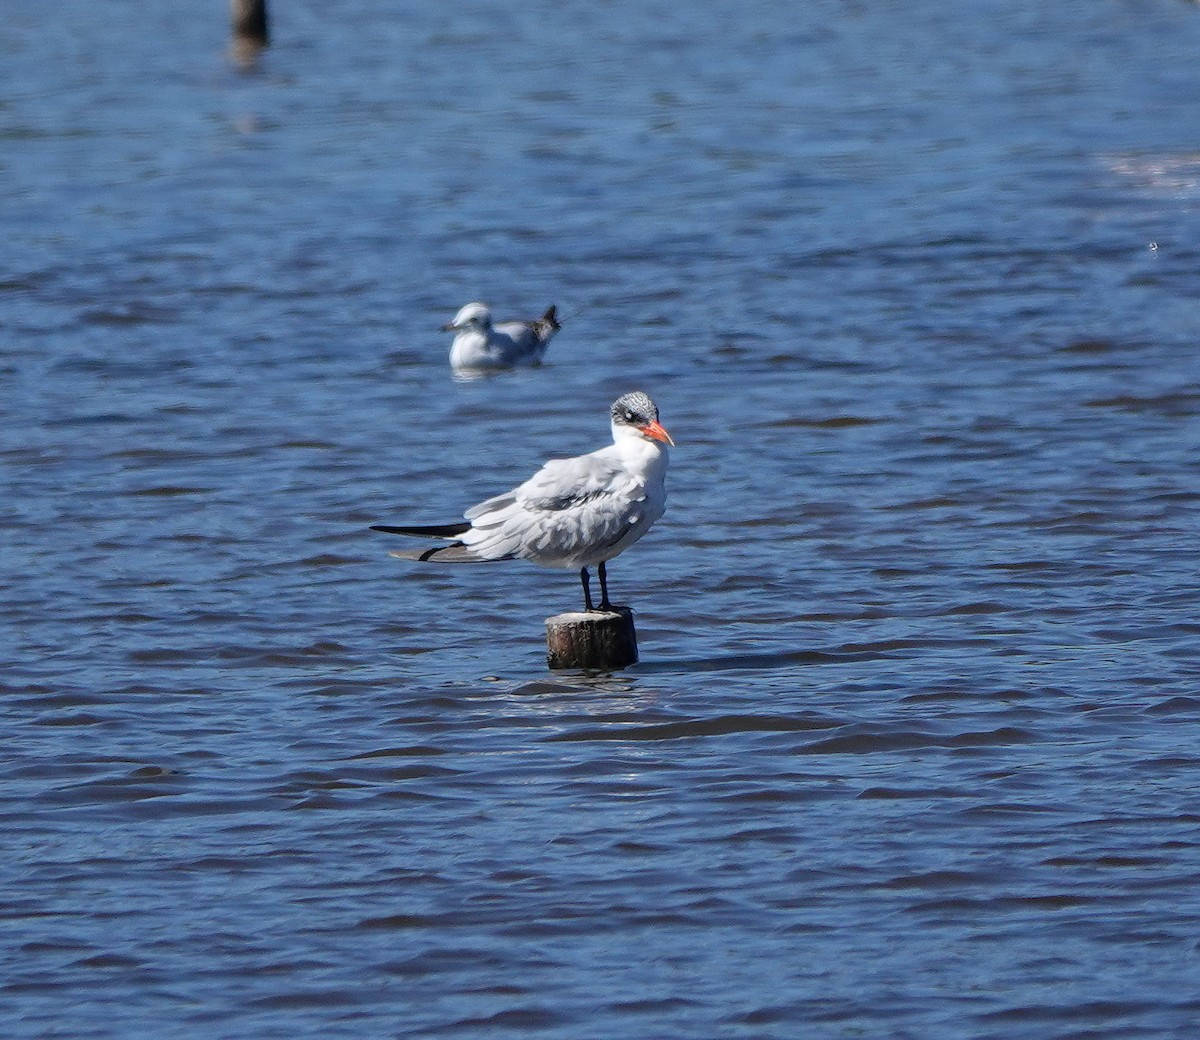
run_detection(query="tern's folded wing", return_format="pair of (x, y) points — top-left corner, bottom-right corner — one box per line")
(458, 454), (648, 564)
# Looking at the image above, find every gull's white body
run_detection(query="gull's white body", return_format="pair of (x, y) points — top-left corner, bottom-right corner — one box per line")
(446, 302), (558, 370)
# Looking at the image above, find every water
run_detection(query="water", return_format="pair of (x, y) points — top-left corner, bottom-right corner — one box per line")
(4, 1), (1200, 1036)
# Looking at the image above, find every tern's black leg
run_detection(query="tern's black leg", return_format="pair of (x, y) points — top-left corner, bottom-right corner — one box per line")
(579, 567), (594, 612)
(597, 561), (613, 611)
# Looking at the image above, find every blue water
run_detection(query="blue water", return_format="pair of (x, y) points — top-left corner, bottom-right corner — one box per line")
(4, 1), (1200, 1037)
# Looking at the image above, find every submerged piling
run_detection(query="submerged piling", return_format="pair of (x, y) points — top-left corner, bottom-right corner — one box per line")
(545, 607), (638, 671)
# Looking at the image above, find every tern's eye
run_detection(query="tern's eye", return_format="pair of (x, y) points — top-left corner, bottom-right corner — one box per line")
(623, 410), (636, 422)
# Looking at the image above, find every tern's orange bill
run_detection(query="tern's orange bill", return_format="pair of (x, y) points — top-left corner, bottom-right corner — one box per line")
(640, 420), (675, 446)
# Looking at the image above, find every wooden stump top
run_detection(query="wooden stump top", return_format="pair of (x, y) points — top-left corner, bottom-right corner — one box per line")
(545, 607), (638, 671)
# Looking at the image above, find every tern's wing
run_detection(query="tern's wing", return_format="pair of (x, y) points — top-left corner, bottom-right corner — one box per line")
(460, 452), (647, 564)
(386, 544), (494, 563)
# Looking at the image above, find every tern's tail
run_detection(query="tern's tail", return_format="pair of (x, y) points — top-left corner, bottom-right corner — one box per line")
(371, 523), (470, 538)
(370, 522), (494, 564)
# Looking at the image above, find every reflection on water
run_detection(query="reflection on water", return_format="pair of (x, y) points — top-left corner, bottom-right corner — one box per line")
(633, 647), (884, 673)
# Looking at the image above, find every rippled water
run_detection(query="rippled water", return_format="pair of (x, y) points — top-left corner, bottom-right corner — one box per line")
(4, 1), (1200, 1037)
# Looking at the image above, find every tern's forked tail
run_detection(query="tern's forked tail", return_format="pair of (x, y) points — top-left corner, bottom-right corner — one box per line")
(371, 522), (499, 564)
(371, 522), (470, 538)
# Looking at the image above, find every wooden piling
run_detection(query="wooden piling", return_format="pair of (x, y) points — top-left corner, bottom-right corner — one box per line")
(231, 0), (269, 43)
(230, 0), (269, 65)
(545, 607), (638, 671)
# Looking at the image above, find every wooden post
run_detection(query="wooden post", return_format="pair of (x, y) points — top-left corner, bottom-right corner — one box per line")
(545, 607), (638, 670)
(230, 0), (268, 66)
(231, 0), (269, 44)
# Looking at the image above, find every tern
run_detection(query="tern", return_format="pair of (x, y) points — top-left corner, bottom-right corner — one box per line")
(371, 391), (673, 612)
(443, 301), (561, 371)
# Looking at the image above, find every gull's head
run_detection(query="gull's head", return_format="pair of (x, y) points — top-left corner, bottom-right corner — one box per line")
(611, 391), (674, 446)
(442, 301), (492, 333)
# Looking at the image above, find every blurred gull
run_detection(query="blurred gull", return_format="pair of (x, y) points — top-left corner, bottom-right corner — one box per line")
(443, 301), (561, 371)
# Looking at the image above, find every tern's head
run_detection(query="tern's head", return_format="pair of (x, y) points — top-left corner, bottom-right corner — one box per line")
(442, 301), (492, 333)
(611, 391), (674, 446)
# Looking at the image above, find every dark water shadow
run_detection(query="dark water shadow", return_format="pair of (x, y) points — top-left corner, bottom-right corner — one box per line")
(631, 647), (890, 675)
